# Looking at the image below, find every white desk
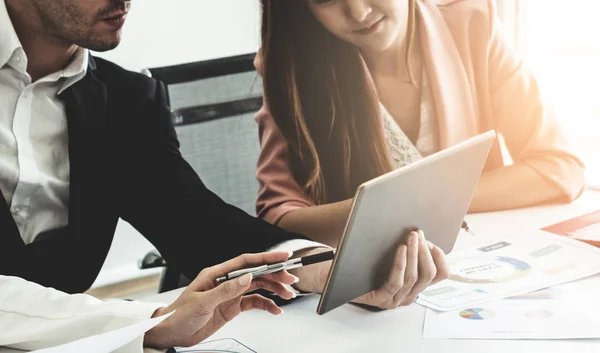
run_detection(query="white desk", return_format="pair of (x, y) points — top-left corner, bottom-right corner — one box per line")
(143, 190), (600, 353)
(2, 191), (599, 353)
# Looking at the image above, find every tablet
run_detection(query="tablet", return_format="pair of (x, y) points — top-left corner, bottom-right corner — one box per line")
(317, 130), (496, 315)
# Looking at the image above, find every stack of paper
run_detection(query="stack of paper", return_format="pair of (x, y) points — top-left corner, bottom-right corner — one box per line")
(416, 229), (600, 312)
(423, 275), (600, 339)
(419, 227), (600, 340)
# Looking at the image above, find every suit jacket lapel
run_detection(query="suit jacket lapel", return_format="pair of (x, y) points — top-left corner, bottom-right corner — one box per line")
(23, 56), (114, 292)
(417, 0), (478, 149)
(1, 56), (109, 279)
(60, 56), (109, 241)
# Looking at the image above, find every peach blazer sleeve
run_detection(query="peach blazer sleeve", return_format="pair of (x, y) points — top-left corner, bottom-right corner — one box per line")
(255, 105), (314, 224)
(483, 0), (585, 200)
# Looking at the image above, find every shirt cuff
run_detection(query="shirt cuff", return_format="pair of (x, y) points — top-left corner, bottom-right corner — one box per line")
(268, 239), (333, 296)
(267, 239), (329, 254)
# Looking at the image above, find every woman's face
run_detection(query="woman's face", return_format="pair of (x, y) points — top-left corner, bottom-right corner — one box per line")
(306, 0), (410, 54)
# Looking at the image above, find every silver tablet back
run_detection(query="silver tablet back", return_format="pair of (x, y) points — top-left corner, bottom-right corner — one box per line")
(317, 130), (496, 315)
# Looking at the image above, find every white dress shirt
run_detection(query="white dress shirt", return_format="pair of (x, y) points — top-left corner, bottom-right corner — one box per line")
(0, 1), (88, 246)
(0, 2), (325, 352)
(0, 275), (164, 353)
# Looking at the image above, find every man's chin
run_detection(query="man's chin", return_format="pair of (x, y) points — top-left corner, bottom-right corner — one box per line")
(89, 42), (121, 52)
(82, 35), (122, 52)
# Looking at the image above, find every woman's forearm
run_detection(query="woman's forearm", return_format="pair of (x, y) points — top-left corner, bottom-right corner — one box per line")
(469, 163), (566, 213)
(279, 163), (568, 242)
(278, 199), (353, 247)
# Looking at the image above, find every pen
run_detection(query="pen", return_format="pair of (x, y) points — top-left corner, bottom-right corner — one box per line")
(462, 220), (475, 235)
(216, 250), (335, 284)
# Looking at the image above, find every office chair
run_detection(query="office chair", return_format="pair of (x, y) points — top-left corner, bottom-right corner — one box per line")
(139, 53), (263, 293)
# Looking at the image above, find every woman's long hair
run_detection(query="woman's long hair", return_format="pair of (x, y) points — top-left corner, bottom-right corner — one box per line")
(260, 0), (416, 204)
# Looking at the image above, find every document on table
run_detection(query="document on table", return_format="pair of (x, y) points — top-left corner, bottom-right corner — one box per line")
(423, 275), (600, 339)
(30, 312), (172, 353)
(416, 229), (600, 311)
(176, 338), (257, 353)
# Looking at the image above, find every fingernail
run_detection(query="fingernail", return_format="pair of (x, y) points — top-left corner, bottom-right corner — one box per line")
(291, 292), (297, 298)
(278, 308), (284, 315)
(287, 251), (294, 258)
(293, 275), (300, 283)
(409, 232), (418, 246)
(400, 245), (407, 256)
(238, 273), (252, 286)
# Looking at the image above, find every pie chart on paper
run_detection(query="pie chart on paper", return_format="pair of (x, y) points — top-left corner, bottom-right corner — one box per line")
(459, 308), (495, 320)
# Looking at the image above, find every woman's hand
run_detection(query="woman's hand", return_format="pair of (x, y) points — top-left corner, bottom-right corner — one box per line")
(292, 230), (449, 309)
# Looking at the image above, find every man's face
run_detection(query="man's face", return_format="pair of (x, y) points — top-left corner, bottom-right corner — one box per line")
(31, 0), (131, 51)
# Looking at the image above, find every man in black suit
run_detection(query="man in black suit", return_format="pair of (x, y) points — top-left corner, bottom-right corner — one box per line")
(0, 0), (326, 350)
(0, 0), (446, 351)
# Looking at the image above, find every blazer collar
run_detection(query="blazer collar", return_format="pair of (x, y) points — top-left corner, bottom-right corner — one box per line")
(416, 0), (478, 149)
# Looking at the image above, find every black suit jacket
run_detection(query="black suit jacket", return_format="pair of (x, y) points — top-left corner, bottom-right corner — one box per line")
(0, 56), (307, 294)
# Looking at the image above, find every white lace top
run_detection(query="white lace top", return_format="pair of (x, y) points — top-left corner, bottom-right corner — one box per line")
(381, 67), (439, 169)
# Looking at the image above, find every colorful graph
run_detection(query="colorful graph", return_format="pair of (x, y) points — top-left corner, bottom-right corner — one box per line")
(459, 308), (495, 320)
(450, 256), (532, 284)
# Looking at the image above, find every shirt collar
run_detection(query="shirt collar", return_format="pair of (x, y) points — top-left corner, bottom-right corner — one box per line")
(0, 0), (23, 69)
(1, 0), (89, 92)
(57, 48), (89, 94)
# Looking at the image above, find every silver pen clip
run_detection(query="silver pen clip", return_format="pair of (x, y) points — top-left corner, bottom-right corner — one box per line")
(217, 258), (304, 283)
(215, 264), (268, 284)
(252, 259), (304, 277)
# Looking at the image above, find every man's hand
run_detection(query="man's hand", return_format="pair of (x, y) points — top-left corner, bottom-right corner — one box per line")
(144, 251), (299, 349)
(292, 230), (450, 309)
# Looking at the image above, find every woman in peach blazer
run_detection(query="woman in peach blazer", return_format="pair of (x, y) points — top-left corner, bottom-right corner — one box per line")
(255, 0), (585, 248)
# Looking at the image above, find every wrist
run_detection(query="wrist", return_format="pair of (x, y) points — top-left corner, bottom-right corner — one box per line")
(289, 248), (332, 293)
(294, 272), (326, 293)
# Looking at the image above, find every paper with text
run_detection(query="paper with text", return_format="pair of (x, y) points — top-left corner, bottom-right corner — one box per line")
(416, 230), (600, 311)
